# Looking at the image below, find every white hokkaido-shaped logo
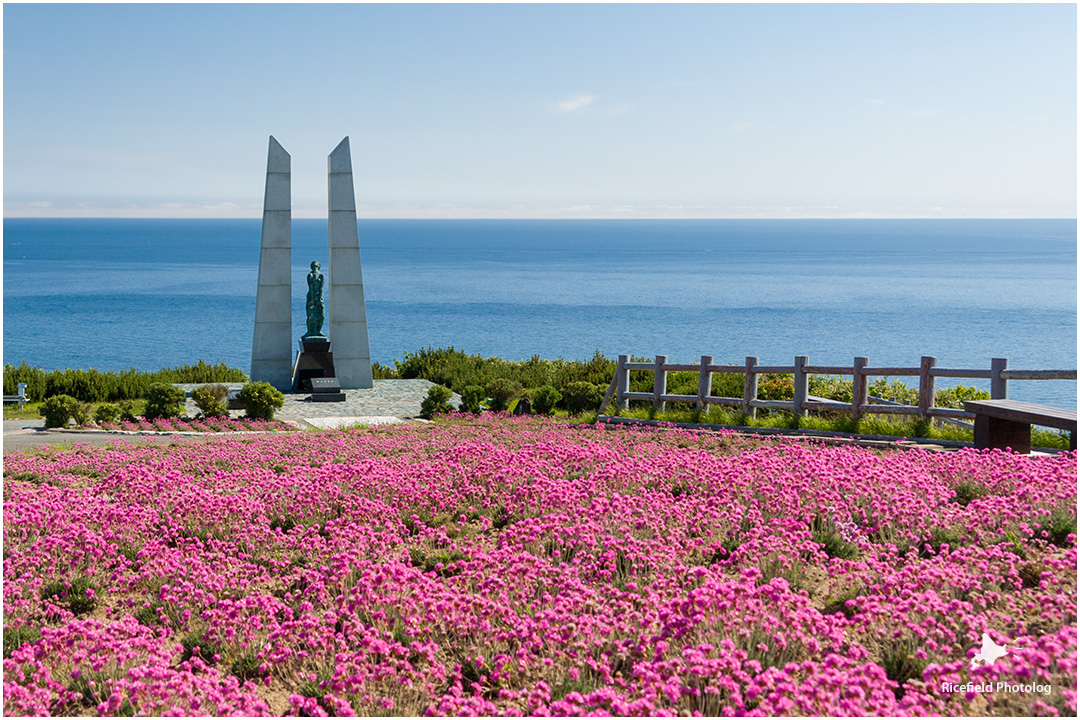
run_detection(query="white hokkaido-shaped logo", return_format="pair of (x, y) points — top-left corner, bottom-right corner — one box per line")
(971, 633), (1008, 669)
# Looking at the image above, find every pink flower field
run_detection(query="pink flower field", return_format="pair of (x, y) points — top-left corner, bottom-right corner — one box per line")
(3, 415), (1076, 716)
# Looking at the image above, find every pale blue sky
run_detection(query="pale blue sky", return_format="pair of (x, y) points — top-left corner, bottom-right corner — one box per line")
(3, 3), (1076, 218)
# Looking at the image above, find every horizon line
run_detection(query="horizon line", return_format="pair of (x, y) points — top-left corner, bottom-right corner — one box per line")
(4, 214), (1077, 221)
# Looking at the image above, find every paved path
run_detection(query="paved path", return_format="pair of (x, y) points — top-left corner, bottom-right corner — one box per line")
(3, 419), (209, 454)
(4, 380), (454, 453)
(175, 378), (452, 422)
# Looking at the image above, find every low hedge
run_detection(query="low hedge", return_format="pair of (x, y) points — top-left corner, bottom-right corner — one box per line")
(3, 361), (248, 403)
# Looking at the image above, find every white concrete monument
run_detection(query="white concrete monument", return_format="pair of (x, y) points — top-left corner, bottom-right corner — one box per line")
(327, 137), (374, 389)
(250, 136), (293, 389)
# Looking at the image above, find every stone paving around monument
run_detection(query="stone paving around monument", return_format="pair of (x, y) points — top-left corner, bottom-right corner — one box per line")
(176, 379), (456, 425)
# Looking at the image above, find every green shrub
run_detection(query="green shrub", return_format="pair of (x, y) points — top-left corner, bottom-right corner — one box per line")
(192, 384), (230, 419)
(531, 385), (562, 415)
(371, 361), (399, 380)
(420, 385), (454, 419)
(868, 378), (918, 405)
(118, 400), (138, 422)
(562, 381), (605, 414)
(3, 361), (248, 403)
(3, 362), (47, 402)
(144, 383), (185, 420)
(808, 375), (853, 403)
(709, 370), (745, 400)
(93, 403), (122, 424)
(392, 347), (616, 394)
(486, 378), (521, 412)
(39, 395), (80, 428)
(458, 385), (486, 414)
(757, 374), (795, 401)
(934, 384), (990, 409)
(71, 402), (93, 426)
(237, 382), (285, 420)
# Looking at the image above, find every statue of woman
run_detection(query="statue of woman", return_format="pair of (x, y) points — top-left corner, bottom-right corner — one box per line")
(304, 260), (326, 339)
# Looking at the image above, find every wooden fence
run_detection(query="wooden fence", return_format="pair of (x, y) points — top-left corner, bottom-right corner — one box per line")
(600, 355), (1077, 422)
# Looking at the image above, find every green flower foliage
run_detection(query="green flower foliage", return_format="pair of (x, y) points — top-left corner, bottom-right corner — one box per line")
(3, 625), (41, 659)
(39, 576), (97, 616)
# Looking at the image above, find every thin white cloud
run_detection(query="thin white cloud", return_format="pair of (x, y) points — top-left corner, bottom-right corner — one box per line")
(554, 94), (596, 114)
(5, 199), (1069, 220)
(864, 98), (886, 105)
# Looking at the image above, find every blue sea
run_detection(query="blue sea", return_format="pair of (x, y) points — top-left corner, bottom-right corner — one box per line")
(3, 218), (1077, 408)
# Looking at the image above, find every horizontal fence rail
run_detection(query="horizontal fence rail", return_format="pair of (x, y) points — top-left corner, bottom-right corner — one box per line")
(600, 355), (1076, 423)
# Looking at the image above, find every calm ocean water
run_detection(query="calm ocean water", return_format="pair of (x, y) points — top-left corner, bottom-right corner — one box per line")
(3, 218), (1076, 408)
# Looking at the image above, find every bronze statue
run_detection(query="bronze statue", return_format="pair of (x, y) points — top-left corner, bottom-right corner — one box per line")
(303, 260), (326, 340)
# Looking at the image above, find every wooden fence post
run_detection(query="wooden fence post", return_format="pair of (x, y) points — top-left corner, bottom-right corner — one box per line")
(793, 356), (808, 418)
(697, 355), (713, 415)
(742, 356), (758, 419)
(918, 356), (937, 419)
(852, 356), (868, 420)
(616, 355), (629, 411)
(598, 370), (619, 416)
(653, 355), (667, 414)
(991, 358), (1008, 399)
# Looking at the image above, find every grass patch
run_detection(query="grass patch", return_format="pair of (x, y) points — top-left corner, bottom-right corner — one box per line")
(3, 625), (42, 658)
(880, 638), (929, 699)
(229, 651), (265, 681)
(822, 589), (863, 619)
(3, 402), (44, 420)
(1040, 509), (1076, 548)
(409, 548), (466, 577)
(596, 405), (1073, 450)
(39, 577), (97, 616)
(813, 529), (859, 560)
(134, 600), (166, 627)
(3, 470), (51, 485)
(919, 527), (966, 558)
(951, 481), (990, 506)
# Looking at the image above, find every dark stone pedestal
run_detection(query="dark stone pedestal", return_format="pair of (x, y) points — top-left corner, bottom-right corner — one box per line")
(292, 337), (345, 401)
(309, 377), (346, 403)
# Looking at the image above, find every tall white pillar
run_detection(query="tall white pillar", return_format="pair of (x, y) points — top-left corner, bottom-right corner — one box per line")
(250, 136), (293, 390)
(327, 137), (373, 389)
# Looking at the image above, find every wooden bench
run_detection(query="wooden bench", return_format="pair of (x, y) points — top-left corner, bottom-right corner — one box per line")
(964, 399), (1077, 454)
(2, 383), (27, 410)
